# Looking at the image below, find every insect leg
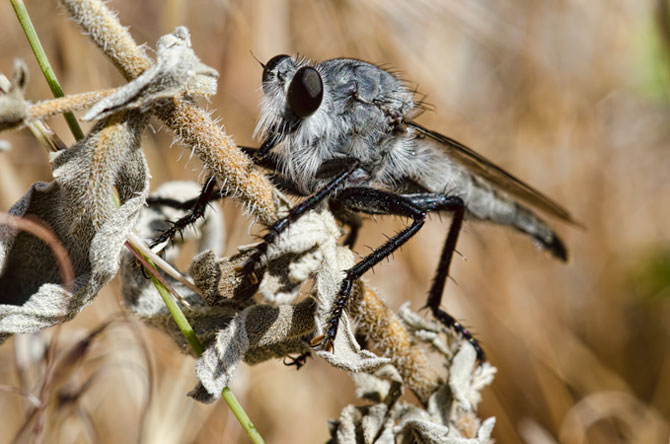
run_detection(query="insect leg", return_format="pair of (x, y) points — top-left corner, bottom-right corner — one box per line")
(283, 352), (311, 370)
(242, 146), (363, 246)
(404, 193), (485, 361)
(147, 142), (293, 250)
(147, 142), (284, 249)
(241, 158), (360, 280)
(148, 175), (224, 248)
(328, 200), (362, 248)
(253, 133), (282, 160)
(318, 187), (428, 350)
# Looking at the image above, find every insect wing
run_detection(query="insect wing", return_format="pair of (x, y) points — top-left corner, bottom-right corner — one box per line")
(407, 121), (577, 224)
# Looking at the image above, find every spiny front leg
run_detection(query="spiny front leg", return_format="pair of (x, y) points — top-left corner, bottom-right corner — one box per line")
(148, 176), (223, 248)
(315, 276), (354, 351)
(240, 159), (360, 283)
(312, 187), (427, 351)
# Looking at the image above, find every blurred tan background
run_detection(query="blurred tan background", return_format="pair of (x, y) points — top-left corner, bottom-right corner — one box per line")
(1, 0), (669, 443)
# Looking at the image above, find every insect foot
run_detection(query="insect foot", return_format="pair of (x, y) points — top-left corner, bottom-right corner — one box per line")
(430, 307), (486, 363)
(314, 275), (355, 352)
(146, 176), (224, 250)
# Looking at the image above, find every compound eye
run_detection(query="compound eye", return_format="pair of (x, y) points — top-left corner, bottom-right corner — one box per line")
(287, 67), (323, 119)
(262, 54), (290, 86)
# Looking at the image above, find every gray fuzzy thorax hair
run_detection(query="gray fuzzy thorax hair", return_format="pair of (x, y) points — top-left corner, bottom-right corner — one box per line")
(255, 56), (420, 195)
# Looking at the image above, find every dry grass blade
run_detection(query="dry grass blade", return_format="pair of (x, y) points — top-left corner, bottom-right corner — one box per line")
(0, 212), (74, 292)
(47, 321), (111, 393)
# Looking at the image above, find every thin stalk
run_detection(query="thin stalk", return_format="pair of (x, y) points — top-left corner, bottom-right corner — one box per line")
(221, 388), (263, 442)
(127, 242), (204, 354)
(11, 0), (85, 141)
(150, 272), (203, 353)
(126, 231), (202, 298)
(126, 244), (265, 443)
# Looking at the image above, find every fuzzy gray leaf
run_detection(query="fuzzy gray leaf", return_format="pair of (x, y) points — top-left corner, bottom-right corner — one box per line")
(84, 27), (218, 122)
(0, 111), (149, 342)
(316, 313), (391, 373)
(190, 298), (316, 403)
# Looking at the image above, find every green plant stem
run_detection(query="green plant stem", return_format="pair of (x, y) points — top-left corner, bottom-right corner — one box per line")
(149, 272), (205, 354)
(126, 241), (204, 354)
(221, 388), (263, 441)
(127, 245), (265, 443)
(11, 0), (85, 141)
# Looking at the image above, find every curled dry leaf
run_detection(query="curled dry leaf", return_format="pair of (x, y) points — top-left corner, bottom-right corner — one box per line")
(0, 110), (149, 344)
(84, 27), (218, 122)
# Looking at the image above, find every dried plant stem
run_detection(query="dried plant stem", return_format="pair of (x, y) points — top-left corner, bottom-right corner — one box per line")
(159, 99), (276, 224)
(351, 283), (441, 404)
(127, 231), (202, 298)
(10, 0), (84, 141)
(27, 121), (68, 152)
(58, 0), (151, 80)
(126, 241), (194, 306)
(59, 0), (278, 224)
(28, 90), (116, 123)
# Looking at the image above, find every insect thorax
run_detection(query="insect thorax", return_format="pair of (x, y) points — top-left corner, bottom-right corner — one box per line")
(257, 57), (419, 194)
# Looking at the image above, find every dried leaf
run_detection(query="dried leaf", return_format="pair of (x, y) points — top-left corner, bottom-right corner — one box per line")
(327, 333), (497, 443)
(0, 111), (149, 343)
(84, 27), (218, 122)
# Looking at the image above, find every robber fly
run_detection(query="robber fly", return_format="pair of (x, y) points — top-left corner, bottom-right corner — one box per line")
(230, 55), (578, 360)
